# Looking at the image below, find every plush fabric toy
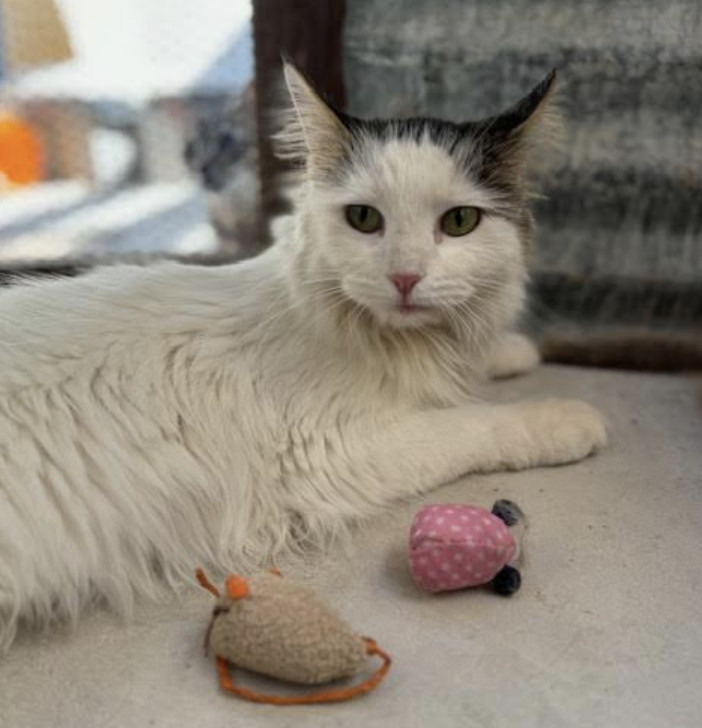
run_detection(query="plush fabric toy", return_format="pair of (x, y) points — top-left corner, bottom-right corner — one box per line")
(196, 569), (391, 705)
(409, 500), (525, 595)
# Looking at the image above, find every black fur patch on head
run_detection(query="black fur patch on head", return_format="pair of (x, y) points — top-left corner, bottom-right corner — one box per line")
(338, 112), (466, 152)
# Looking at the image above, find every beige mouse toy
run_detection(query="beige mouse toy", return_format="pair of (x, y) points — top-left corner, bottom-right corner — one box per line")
(196, 569), (391, 705)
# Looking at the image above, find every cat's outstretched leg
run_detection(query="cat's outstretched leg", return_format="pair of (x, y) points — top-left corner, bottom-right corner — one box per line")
(320, 400), (606, 507)
(484, 332), (540, 380)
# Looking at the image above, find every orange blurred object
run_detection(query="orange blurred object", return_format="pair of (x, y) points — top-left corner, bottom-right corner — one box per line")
(0, 111), (45, 187)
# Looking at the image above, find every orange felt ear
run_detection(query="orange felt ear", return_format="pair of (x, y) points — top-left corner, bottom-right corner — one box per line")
(226, 574), (250, 600)
(195, 568), (221, 598)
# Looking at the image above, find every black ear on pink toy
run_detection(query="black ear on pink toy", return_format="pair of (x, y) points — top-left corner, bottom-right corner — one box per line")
(491, 499), (523, 527)
(492, 565), (522, 596)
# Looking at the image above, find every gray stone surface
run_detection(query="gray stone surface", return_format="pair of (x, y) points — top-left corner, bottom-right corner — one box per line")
(343, 0), (702, 321)
(2, 365), (701, 727)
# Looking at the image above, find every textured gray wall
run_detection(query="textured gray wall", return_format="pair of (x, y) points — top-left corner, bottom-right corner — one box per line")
(343, 0), (702, 321)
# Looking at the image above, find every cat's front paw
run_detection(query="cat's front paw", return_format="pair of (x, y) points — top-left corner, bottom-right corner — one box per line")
(523, 399), (608, 466)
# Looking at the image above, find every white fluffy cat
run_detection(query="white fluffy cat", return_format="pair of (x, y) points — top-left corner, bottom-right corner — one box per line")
(0, 65), (606, 652)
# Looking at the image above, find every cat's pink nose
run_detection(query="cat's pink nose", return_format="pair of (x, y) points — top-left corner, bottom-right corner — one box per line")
(389, 273), (422, 297)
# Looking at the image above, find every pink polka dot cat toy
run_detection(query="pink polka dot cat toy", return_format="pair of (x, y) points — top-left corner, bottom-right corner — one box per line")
(409, 500), (525, 596)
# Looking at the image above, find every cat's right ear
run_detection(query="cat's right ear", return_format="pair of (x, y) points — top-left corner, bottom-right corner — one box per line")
(277, 62), (351, 177)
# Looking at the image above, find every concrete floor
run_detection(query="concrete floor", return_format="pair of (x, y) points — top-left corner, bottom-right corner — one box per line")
(1, 366), (701, 727)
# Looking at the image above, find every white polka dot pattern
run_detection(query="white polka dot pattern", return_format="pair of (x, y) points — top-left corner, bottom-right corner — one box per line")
(408, 504), (517, 593)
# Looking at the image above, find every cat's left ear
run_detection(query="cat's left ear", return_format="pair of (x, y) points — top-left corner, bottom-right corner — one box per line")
(277, 62), (351, 178)
(472, 70), (561, 187)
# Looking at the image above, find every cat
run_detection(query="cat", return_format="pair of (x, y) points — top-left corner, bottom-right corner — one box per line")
(0, 63), (606, 652)
(184, 82), (264, 260)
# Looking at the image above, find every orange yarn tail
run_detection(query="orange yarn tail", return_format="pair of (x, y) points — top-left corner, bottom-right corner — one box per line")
(216, 638), (392, 705)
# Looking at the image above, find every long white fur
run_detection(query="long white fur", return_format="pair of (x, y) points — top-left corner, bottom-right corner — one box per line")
(0, 66), (606, 652)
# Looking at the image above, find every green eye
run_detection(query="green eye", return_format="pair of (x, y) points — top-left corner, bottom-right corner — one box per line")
(440, 206), (481, 237)
(345, 205), (383, 234)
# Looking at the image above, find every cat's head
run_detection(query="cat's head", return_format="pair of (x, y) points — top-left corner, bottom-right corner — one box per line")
(278, 63), (559, 333)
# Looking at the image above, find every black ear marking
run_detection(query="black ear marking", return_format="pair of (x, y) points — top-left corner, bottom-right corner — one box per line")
(485, 69), (557, 136)
(461, 70), (559, 200)
(492, 565), (522, 596)
(491, 499), (523, 527)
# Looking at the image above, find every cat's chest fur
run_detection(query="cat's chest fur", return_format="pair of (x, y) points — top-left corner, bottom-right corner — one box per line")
(176, 270), (478, 460)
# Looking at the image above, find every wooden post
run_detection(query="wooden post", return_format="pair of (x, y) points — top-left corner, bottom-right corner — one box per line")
(252, 0), (346, 243)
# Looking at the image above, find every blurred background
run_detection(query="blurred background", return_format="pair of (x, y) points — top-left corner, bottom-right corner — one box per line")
(0, 0), (254, 262)
(0, 0), (700, 363)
